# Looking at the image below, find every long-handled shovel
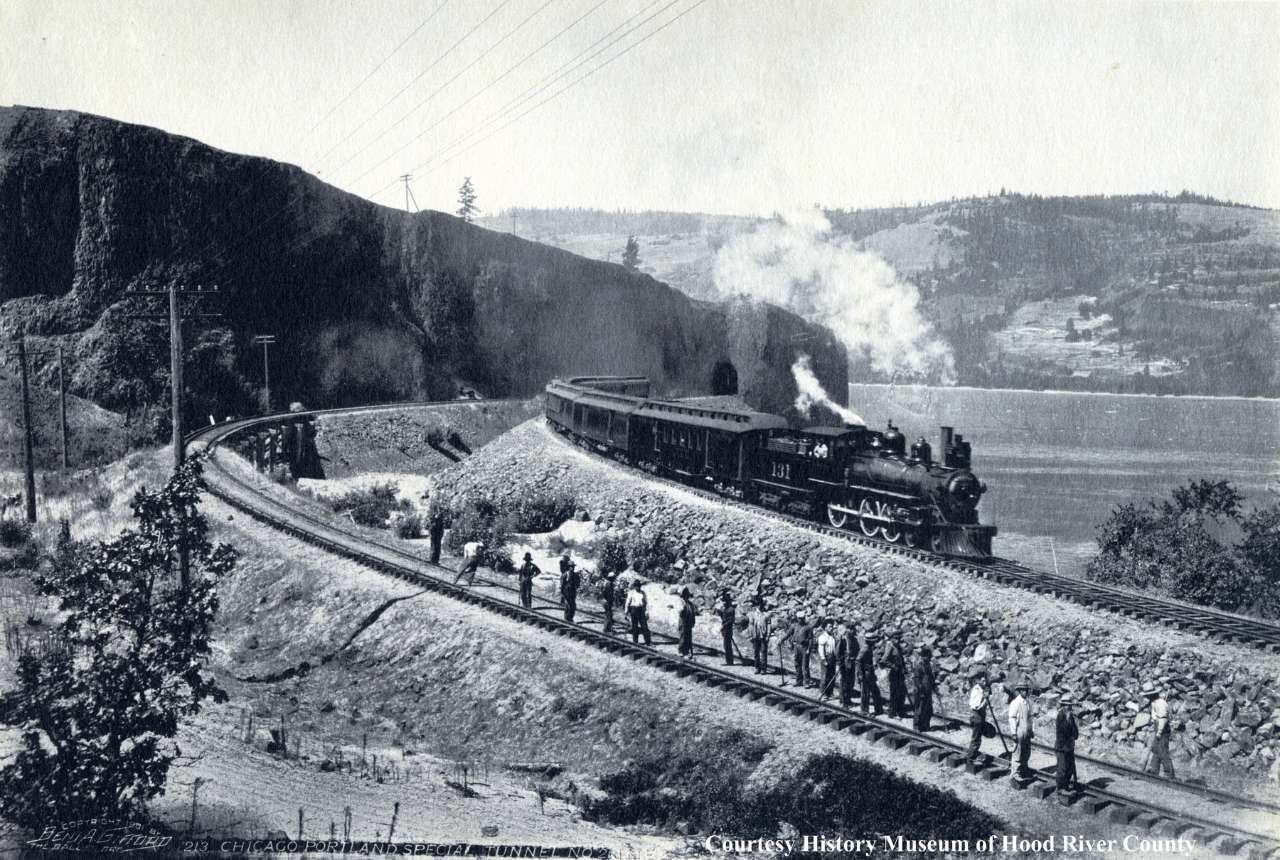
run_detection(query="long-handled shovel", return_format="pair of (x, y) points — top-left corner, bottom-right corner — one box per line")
(987, 699), (1012, 758)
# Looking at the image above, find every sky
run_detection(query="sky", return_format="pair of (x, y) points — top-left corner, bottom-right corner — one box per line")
(2, 0), (1278, 215)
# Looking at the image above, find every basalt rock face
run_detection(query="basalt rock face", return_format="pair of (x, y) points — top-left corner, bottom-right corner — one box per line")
(0, 106), (845, 426)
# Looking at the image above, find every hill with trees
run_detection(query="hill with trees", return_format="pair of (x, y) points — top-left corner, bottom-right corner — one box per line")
(486, 194), (1280, 396)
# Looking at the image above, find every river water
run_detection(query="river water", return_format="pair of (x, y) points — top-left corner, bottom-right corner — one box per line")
(846, 384), (1280, 576)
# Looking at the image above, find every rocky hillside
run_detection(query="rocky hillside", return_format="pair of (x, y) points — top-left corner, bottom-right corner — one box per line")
(434, 420), (1280, 785)
(0, 106), (845, 439)
(485, 195), (1280, 396)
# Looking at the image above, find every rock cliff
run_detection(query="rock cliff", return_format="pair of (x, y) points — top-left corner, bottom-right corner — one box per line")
(0, 106), (845, 429)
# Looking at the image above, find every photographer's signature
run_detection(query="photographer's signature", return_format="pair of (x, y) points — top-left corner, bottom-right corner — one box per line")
(27, 818), (173, 853)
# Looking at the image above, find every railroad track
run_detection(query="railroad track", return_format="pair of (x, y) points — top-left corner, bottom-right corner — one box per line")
(188, 404), (1280, 859)
(545, 425), (1280, 654)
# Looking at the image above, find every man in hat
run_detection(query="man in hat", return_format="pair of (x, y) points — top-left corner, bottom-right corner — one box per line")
(912, 645), (936, 732)
(677, 586), (697, 659)
(966, 669), (990, 760)
(836, 619), (859, 707)
(714, 590), (737, 666)
(747, 597), (771, 674)
(884, 629), (908, 718)
(625, 580), (651, 645)
(816, 620), (838, 702)
(453, 538), (484, 586)
(427, 506), (447, 565)
(1008, 680), (1035, 779)
(1055, 693), (1080, 792)
(517, 552), (540, 609)
(600, 571), (618, 633)
(559, 558), (580, 623)
(1146, 688), (1175, 778)
(858, 629), (883, 715)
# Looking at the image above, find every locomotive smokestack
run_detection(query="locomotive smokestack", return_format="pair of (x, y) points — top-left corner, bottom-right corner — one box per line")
(940, 426), (954, 451)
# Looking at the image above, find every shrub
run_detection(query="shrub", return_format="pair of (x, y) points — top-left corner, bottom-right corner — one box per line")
(393, 513), (425, 540)
(330, 483), (410, 529)
(0, 519), (32, 549)
(446, 496), (513, 571)
(597, 536), (628, 575)
(624, 530), (676, 576)
(506, 490), (577, 533)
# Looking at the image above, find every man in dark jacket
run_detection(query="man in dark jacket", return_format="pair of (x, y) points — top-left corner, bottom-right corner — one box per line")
(517, 552), (540, 609)
(912, 645), (936, 732)
(884, 629), (908, 718)
(858, 631), (883, 715)
(1055, 694), (1080, 792)
(714, 590), (736, 666)
(677, 586), (697, 659)
(559, 559), (580, 622)
(601, 571), (617, 633)
(784, 615), (813, 687)
(836, 621), (859, 707)
(427, 507), (447, 565)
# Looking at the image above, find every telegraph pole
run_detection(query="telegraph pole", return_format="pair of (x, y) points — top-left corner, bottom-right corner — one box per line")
(17, 338), (36, 523)
(126, 282), (220, 591)
(400, 174), (418, 213)
(57, 345), (69, 473)
(253, 335), (276, 413)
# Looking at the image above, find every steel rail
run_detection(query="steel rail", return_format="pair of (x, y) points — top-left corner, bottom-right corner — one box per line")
(187, 406), (1280, 858)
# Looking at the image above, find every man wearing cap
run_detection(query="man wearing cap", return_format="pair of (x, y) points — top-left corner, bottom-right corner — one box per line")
(601, 571), (618, 633)
(966, 670), (990, 760)
(836, 620), (859, 707)
(1146, 689), (1175, 778)
(427, 506), (447, 565)
(780, 613), (813, 688)
(625, 580), (651, 645)
(1008, 681), (1034, 779)
(559, 558), (581, 623)
(913, 645), (936, 732)
(677, 586), (697, 660)
(1055, 694), (1080, 792)
(517, 552), (540, 609)
(816, 620), (838, 702)
(883, 630), (908, 718)
(858, 629), (884, 715)
(747, 598), (771, 674)
(715, 591), (737, 666)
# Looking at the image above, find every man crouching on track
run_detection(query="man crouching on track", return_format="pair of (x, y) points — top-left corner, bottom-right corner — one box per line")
(453, 539), (485, 586)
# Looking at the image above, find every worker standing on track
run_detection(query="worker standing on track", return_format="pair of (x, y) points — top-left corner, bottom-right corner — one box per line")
(836, 619), (859, 707)
(517, 552), (539, 609)
(601, 571), (617, 633)
(677, 586), (697, 660)
(1146, 689), (1176, 778)
(715, 590), (737, 666)
(559, 558), (580, 622)
(1055, 693), (1080, 792)
(912, 645), (936, 732)
(747, 598), (771, 674)
(453, 539), (484, 585)
(428, 507), (446, 565)
(626, 580), (651, 645)
(885, 629), (908, 718)
(859, 628), (884, 715)
(1009, 680), (1035, 780)
(966, 670), (990, 760)
(816, 620), (837, 702)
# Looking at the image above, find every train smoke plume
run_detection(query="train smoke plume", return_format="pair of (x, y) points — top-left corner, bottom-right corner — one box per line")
(712, 210), (955, 383)
(793, 354), (866, 425)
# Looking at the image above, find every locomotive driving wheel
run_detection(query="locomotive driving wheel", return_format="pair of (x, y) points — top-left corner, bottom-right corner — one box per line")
(827, 504), (848, 529)
(878, 501), (902, 543)
(858, 499), (878, 538)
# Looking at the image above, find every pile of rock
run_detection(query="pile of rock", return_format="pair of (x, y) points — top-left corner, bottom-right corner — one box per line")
(436, 420), (1280, 779)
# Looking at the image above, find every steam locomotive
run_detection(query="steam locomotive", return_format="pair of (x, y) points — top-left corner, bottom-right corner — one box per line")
(544, 376), (995, 559)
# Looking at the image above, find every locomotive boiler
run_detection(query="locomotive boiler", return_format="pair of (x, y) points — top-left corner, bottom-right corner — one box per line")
(544, 376), (996, 559)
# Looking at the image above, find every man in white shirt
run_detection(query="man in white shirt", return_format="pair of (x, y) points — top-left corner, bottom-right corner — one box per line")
(453, 539), (484, 585)
(1008, 680), (1034, 779)
(816, 621), (837, 702)
(966, 671), (990, 760)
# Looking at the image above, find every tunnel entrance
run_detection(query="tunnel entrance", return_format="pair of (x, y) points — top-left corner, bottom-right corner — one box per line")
(710, 359), (739, 395)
